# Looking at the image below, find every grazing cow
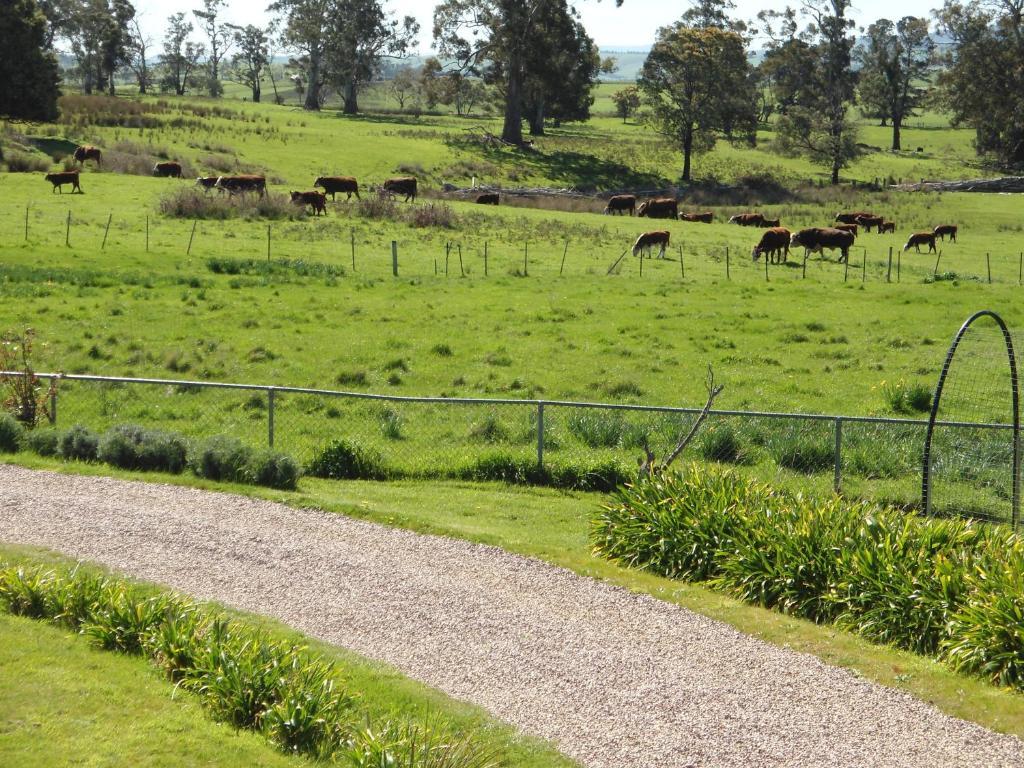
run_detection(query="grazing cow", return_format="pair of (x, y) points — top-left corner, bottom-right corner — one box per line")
(933, 224), (958, 242)
(153, 161), (183, 178)
(214, 175), (267, 197)
(290, 190), (327, 216)
(637, 198), (678, 219)
(835, 211), (874, 224)
(835, 223), (858, 237)
(761, 218), (781, 228)
(314, 175), (360, 201)
(382, 176), (417, 202)
(904, 232), (937, 253)
(751, 227), (792, 264)
(44, 171), (82, 194)
(632, 230), (670, 259)
(678, 211), (713, 223)
(476, 192), (499, 205)
(879, 221), (896, 234)
(604, 194), (636, 216)
(729, 213), (766, 227)
(856, 214), (885, 233)
(196, 176), (219, 191)
(73, 145), (102, 168)
(791, 227), (856, 263)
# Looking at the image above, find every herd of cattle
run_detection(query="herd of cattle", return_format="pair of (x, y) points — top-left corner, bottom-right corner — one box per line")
(615, 193), (959, 265)
(41, 145), (960, 267)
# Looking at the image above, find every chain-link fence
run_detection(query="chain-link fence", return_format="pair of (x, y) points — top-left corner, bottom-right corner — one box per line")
(6, 370), (1016, 526)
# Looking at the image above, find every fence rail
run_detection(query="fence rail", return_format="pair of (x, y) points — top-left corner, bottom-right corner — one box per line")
(3, 370), (1018, 526)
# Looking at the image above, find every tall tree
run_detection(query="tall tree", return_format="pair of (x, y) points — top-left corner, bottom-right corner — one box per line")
(227, 23), (270, 102)
(0, 0), (60, 123)
(125, 15), (152, 93)
(160, 12), (204, 95)
(60, 0), (135, 94)
(268, 0), (330, 109)
(194, 0), (232, 96)
(638, 23), (757, 181)
(936, 0), (1024, 165)
(774, 0), (858, 184)
(324, 0), (418, 115)
(856, 17), (934, 150)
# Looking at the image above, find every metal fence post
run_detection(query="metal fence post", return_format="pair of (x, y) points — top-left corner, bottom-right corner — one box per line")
(833, 417), (843, 493)
(268, 388), (275, 448)
(49, 386), (57, 426)
(536, 402), (545, 467)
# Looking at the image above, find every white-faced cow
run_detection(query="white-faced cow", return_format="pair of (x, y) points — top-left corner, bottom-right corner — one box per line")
(904, 232), (937, 253)
(632, 231), (670, 259)
(933, 224), (958, 242)
(314, 176), (360, 201)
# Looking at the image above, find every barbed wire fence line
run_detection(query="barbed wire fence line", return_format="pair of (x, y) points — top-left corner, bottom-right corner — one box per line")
(3, 368), (1019, 528)
(7, 202), (1024, 285)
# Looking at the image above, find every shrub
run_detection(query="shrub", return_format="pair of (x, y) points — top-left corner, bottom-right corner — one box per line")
(58, 424), (99, 461)
(97, 424), (187, 473)
(26, 427), (60, 457)
(356, 195), (399, 220)
(468, 414), (510, 444)
(883, 380), (933, 414)
(696, 424), (749, 464)
(188, 436), (299, 490)
(408, 202), (457, 228)
(0, 413), (24, 452)
(771, 434), (834, 473)
(306, 439), (392, 480)
(4, 151), (50, 173)
(455, 452), (547, 485)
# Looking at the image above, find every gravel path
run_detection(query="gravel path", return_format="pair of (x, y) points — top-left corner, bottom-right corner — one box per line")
(1, 464), (1023, 768)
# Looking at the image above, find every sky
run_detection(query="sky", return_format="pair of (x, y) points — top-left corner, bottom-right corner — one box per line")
(131, 0), (942, 51)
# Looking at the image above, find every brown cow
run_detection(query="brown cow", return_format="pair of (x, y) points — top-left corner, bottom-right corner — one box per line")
(476, 192), (499, 205)
(933, 224), (958, 242)
(904, 232), (937, 253)
(752, 227), (792, 264)
(73, 145), (101, 168)
(314, 175), (360, 200)
(383, 176), (417, 202)
(761, 218), (781, 228)
(678, 211), (713, 223)
(729, 213), (766, 227)
(604, 194), (636, 216)
(856, 214), (885, 233)
(632, 230), (670, 259)
(879, 221), (896, 234)
(153, 161), (183, 178)
(637, 198), (678, 219)
(44, 171), (82, 194)
(196, 176), (219, 191)
(835, 223), (858, 237)
(214, 175), (267, 197)
(791, 227), (856, 263)
(290, 190), (327, 216)
(835, 211), (874, 224)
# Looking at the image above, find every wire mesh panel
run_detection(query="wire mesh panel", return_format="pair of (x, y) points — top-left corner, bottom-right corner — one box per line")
(923, 312), (1020, 525)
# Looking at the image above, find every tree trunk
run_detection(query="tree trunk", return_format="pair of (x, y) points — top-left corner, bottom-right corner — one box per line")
(681, 125), (693, 182)
(269, 66), (280, 104)
(528, 99), (545, 136)
(892, 115), (902, 151)
(501, 48), (524, 145)
(343, 81), (358, 114)
(252, 82), (260, 103)
(303, 55), (322, 111)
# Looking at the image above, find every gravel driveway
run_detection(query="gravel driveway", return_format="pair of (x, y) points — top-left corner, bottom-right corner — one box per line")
(1, 464), (1023, 768)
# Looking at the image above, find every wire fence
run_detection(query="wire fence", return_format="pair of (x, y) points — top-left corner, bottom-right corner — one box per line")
(7, 200), (1024, 287)
(8, 370), (1019, 528)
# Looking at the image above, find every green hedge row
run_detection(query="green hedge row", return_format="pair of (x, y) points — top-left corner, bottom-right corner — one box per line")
(592, 466), (1024, 689)
(306, 438), (632, 492)
(0, 415), (298, 491)
(0, 564), (498, 767)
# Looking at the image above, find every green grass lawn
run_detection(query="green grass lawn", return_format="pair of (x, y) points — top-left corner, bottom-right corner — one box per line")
(0, 611), (312, 767)
(5, 454), (1024, 741)
(0, 539), (579, 768)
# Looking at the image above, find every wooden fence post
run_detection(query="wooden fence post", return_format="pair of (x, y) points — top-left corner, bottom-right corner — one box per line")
(145, 215), (149, 253)
(987, 252), (992, 284)
(725, 246), (730, 280)
(559, 240), (569, 275)
(391, 240), (398, 277)
(350, 228), (356, 271)
(65, 210), (71, 247)
(679, 245), (684, 279)
(484, 241), (489, 276)
(267, 224), (271, 262)
(458, 244), (464, 277)
(887, 246), (893, 283)
(24, 204), (29, 242)
(186, 220), (197, 255)
(101, 212), (112, 250)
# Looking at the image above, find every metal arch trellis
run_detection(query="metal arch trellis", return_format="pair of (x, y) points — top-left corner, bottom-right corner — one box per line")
(921, 310), (1022, 526)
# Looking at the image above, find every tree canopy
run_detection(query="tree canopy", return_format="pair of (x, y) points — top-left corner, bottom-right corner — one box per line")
(0, 0), (61, 122)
